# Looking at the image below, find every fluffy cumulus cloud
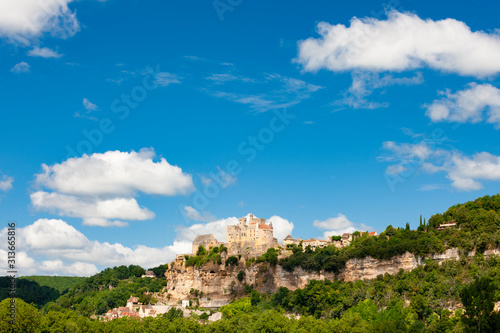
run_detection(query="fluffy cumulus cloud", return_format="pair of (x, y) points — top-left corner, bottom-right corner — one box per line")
(313, 213), (373, 239)
(35, 148), (193, 197)
(425, 83), (500, 128)
(30, 192), (152, 227)
(268, 215), (294, 243)
(0, 219), (191, 276)
(10, 62), (30, 73)
(176, 217), (239, 243)
(32, 148), (194, 227)
(0, 214), (295, 276)
(0, 0), (80, 44)
(447, 152), (500, 191)
(381, 139), (500, 191)
(22, 218), (88, 250)
(0, 174), (13, 192)
(297, 11), (500, 77)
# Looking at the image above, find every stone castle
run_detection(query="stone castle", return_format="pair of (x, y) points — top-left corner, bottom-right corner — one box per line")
(190, 213), (378, 258)
(227, 214), (277, 247)
(192, 214), (278, 256)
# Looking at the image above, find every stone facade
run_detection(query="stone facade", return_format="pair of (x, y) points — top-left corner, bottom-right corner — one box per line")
(226, 214), (278, 255)
(192, 234), (220, 255)
(283, 235), (330, 250)
(227, 214), (275, 246)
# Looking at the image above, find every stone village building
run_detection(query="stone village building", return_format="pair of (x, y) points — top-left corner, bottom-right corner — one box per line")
(192, 234), (220, 255)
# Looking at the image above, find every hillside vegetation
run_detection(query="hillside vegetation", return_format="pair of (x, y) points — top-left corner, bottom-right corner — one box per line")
(2, 194), (500, 332)
(19, 276), (85, 293)
(280, 195), (500, 273)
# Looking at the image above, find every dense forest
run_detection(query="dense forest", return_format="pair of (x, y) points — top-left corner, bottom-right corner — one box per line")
(2, 194), (500, 332)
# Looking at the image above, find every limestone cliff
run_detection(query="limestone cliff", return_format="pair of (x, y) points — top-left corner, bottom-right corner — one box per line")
(164, 248), (495, 302)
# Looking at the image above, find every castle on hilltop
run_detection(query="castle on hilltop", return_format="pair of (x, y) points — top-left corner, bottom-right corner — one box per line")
(227, 213), (277, 246)
(191, 214), (277, 256)
(188, 213), (378, 259)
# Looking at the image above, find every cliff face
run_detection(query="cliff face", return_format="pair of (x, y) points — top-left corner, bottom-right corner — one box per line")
(164, 248), (491, 301)
(164, 261), (337, 301)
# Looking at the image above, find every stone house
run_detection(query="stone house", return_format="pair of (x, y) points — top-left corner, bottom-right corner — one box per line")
(283, 234), (301, 246)
(192, 234), (220, 255)
(142, 270), (156, 278)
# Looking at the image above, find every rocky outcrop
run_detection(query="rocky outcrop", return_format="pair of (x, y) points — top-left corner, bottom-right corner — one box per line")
(164, 248), (493, 302)
(164, 261), (337, 301)
(341, 251), (423, 282)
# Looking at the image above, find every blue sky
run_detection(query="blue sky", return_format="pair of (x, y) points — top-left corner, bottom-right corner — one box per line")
(1, 0), (500, 276)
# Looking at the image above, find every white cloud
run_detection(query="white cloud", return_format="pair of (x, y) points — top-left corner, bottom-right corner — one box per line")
(154, 72), (180, 86)
(203, 72), (322, 112)
(333, 71), (423, 110)
(381, 139), (500, 191)
(0, 214), (294, 276)
(382, 141), (432, 161)
(425, 83), (500, 128)
(35, 148), (194, 197)
(0, 219), (191, 276)
(75, 98), (99, 120)
(313, 213), (373, 239)
(0, 175), (13, 191)
(0, 250), (37, 276)
(22, 218), (88, 250)
(30, 192), (152, 227)
(447, 152), (500, 190)
(0, 0), (79, 44)
(176, 217), (239, 243)
(297, 10), (500, 77)
(183, 206), (216, 222)
(386, 164), (408, 175)
(28, 46), (63, 58)
(268, 216), (294, 243)
(417, 184), (446, 191)
(200, 176), (213, 186)
(82, 98), (98, 111)
(32, 148), (194, 226)
(10, 62), (30, 73)
(38, 260), (99, 276)
(206, 73), (256, 84)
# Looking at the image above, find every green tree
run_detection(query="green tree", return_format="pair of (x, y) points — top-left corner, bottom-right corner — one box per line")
(237, 270), (245, 282)
(0, 298), (41, 333)
(460, 276), (498, 332)
(197, 245), (207, 256)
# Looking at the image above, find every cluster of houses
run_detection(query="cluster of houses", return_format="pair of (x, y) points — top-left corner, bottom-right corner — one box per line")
(102, 296), (170, 321)
(283, 231), (378, 250)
